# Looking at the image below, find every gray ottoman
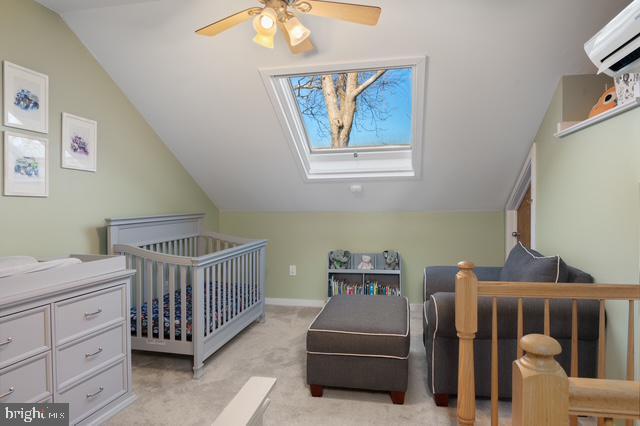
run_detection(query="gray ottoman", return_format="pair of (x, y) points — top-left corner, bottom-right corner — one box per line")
(306, 295), (410, 404)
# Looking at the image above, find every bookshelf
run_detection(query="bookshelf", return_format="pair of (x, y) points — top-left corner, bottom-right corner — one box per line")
(328, 252), (402, 297)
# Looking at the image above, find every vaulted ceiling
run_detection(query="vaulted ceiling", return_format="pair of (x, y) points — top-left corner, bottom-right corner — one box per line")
(37, 0), (629, 212)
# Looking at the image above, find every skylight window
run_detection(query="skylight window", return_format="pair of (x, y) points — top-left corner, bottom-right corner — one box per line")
(288, 68), (413, 152)
(261, 57), (426, 181)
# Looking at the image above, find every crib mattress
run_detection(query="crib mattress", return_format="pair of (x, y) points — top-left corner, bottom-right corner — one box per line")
(130, 283), (255, 340)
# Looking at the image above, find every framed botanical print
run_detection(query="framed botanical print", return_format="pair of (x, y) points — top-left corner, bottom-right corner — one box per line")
(4, 131), (49, 197)
(61, 113), (97, 172)
(3, 61), (49, 134)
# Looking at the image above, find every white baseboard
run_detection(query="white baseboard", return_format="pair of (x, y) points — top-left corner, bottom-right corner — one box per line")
(265, 298), (325, 308)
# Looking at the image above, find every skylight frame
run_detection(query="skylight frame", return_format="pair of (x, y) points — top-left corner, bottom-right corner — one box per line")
(260, 56), (427, 181)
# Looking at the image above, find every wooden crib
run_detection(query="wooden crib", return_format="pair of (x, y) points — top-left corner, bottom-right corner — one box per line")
(106, 214), (267, 378)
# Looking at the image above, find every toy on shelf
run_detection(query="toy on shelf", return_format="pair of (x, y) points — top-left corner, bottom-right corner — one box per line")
(588, 86), (617, 118)
(357, 255), (374, 270)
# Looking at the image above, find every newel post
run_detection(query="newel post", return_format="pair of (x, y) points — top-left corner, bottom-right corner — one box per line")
(456, 261), (478, 426)
(512, 334), (569, 426)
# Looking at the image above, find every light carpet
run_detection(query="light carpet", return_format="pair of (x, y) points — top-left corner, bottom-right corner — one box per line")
(107, 305), (508, 425)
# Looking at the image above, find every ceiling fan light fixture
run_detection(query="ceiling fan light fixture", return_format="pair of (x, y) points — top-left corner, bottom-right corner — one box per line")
(256, 7), (278, 31)
(283, 16), (311, 46)
(252, 8), (278, 49)
(253, 32), (276, 49)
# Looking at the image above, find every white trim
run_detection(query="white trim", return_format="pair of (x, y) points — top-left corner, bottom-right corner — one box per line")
(265, 297), (325, 308)
(306, 351), (409, 361)
(259, 57), (428, 182)
(429, 294), (439, 394)
(505, 143), (537, 257)
(308, 297), (410, 337)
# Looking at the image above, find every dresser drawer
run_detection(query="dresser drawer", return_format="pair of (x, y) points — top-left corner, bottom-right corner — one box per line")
(0, 306), (50, 369)
(55, 286), (125, 344)
(57, 323), (126, 390)
(0, 352), (51, 403)
(58, 360), (127, 425)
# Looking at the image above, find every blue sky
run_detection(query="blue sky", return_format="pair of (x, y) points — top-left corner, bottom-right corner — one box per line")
(289, 68), (413, 149)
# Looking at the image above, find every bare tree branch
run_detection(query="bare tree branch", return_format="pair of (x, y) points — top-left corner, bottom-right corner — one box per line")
(352, 69), (386, 98)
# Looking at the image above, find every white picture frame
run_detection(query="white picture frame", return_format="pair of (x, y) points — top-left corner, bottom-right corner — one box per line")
(61, 113), (97, 172)
(4, 131), (49, 197)
(3, 61), (49, 134)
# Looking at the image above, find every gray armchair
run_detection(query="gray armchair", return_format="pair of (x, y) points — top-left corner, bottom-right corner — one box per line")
(422, 243), (600, 406)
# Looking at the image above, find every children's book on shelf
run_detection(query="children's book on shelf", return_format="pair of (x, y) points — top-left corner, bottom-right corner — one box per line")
(329, 276), (401, 297)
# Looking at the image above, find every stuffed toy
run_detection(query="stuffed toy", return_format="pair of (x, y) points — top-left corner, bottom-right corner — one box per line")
(357, 255), (374, 270)
(329, 250), (351, 269)
(383, 250), (400, 270)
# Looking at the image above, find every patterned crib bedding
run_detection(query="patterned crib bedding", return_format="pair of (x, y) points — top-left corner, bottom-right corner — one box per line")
(130, 282), (253, 340)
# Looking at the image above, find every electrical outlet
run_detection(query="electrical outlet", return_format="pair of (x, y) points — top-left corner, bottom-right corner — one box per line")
(289, 265), (297, 276)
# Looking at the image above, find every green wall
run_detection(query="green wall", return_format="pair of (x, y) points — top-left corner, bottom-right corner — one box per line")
(0, 0), (219, 257)
(534, 75), (640, 380)
(220, 212), (505, 304)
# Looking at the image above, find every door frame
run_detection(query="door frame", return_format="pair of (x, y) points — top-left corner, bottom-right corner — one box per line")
(505, 143), (537, 258)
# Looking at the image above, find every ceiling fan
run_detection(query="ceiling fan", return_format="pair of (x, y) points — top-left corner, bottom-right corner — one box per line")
(195, 0), (382, 54)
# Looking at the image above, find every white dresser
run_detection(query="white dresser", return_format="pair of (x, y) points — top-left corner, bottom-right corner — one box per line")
(0, 256), (135, 425)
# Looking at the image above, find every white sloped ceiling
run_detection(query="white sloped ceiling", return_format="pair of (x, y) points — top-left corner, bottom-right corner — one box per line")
(37, 0), (630, 212)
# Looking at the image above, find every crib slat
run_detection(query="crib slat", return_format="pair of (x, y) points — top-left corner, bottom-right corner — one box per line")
(255, 250), (259, 304)
(228, 257), (233, 319)
(243, 254), (247, 311)
(146, 260), (153, 338)
(233, 257), (238, 318)
(169, 264), (176, 341)
(234, 257), (239, 317)
(253, 250), (257, 304)
(180, 266), (187, 341)
(136, 257), (142, 338)
(217, 263), (222, 329)
(157, 262), (164, 340)
(222, 260), (229, 324)
(205, 266), (210, 336)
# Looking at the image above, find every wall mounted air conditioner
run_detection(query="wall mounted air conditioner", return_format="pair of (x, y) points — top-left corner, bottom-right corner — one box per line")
(585, 0), (640, 76)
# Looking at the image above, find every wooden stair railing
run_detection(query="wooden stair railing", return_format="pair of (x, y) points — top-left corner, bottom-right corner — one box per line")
(454, 261), (640, 426)
(513, 334), (640, 426)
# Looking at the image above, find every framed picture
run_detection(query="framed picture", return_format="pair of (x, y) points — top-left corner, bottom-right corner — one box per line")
(4, 131), (49, 197)
(61, 113), (97, 172)
(3, 61), (49, 134)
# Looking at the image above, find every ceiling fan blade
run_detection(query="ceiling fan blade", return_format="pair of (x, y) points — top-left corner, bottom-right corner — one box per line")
(293, 0), (381, 26)
(195, 7), (262, 36)
(279, 22), (315, 54)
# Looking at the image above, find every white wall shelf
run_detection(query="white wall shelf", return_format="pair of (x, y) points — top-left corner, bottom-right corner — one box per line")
(555, 97), (640, 138)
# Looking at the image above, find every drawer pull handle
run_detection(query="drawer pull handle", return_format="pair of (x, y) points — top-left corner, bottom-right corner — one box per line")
(0, 338), (13, 347)
(0, 387), (15, 399)
(85, 347), (103, 358)
(86, 386), (104, 399)
(84, 308), (103, 318)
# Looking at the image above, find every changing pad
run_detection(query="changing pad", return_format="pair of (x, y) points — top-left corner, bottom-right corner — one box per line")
(0, 256), (82, 279)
